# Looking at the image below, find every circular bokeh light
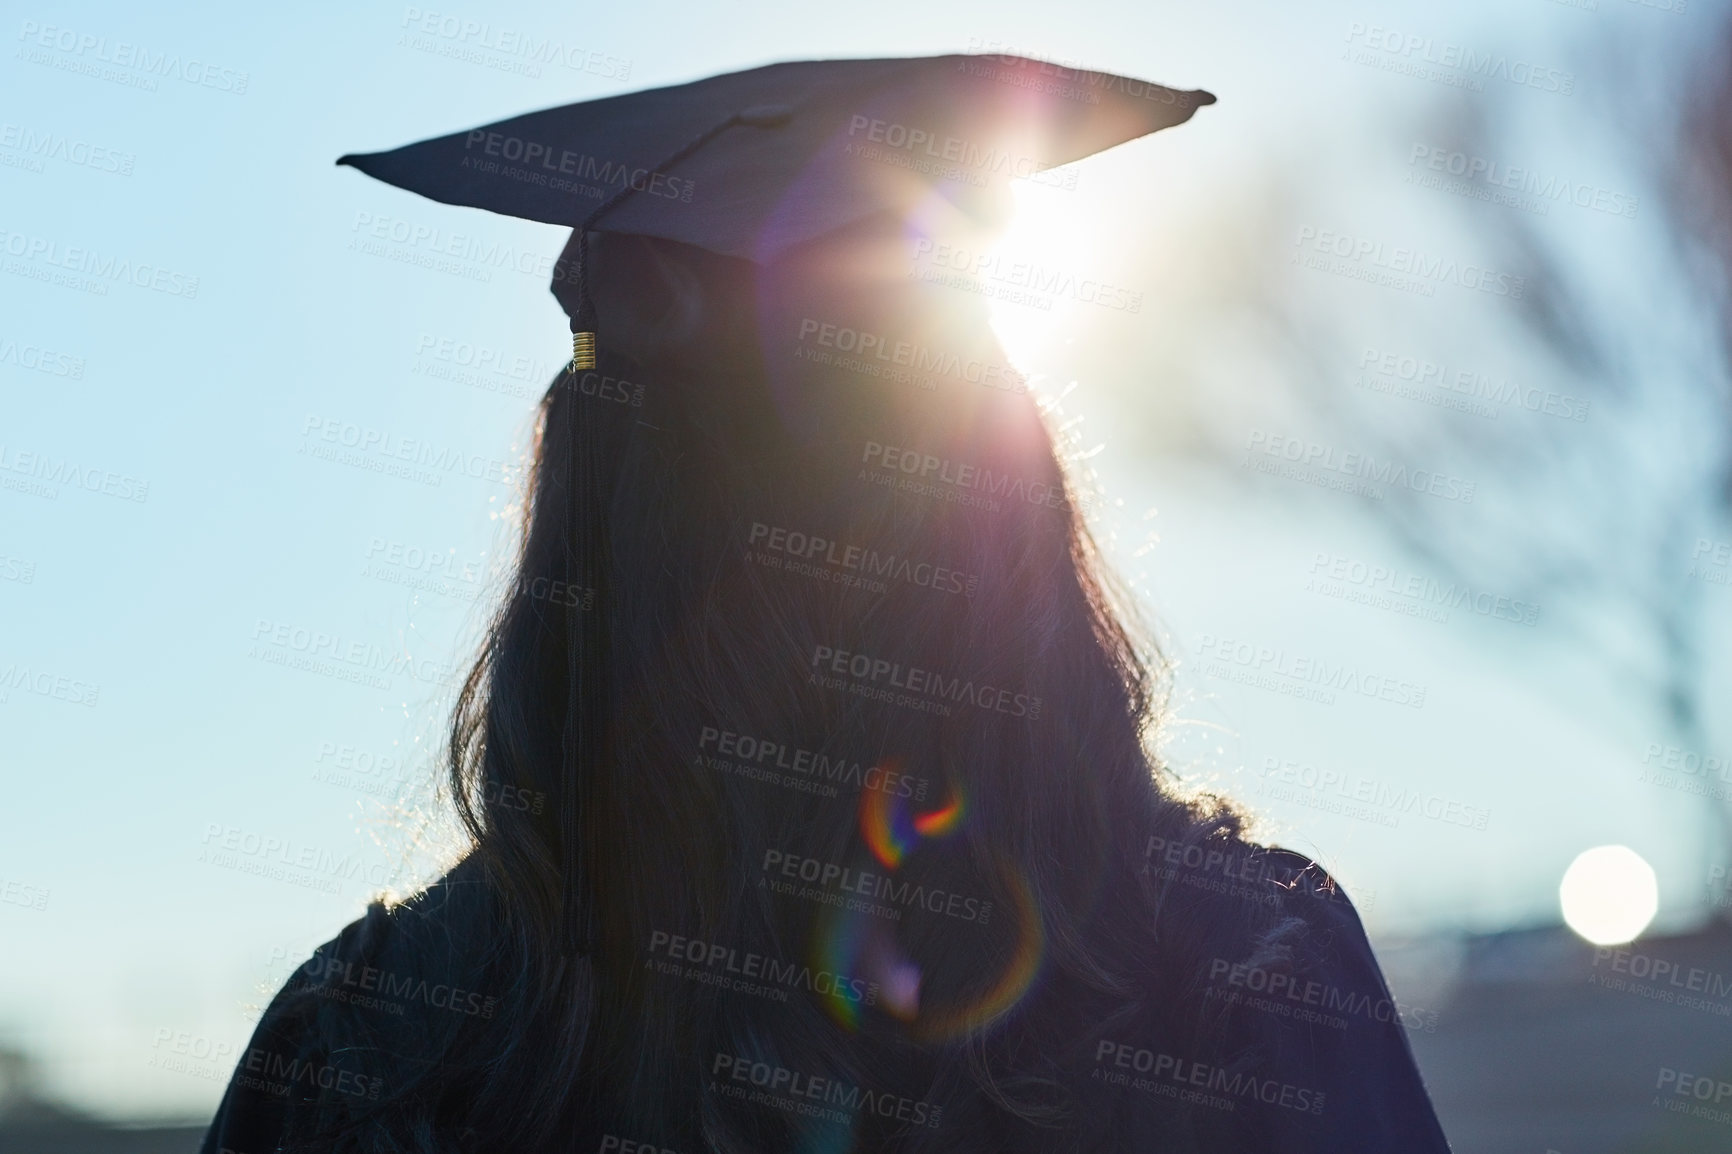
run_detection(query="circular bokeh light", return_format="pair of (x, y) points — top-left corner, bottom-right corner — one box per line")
(1559, 845), (1658, 946)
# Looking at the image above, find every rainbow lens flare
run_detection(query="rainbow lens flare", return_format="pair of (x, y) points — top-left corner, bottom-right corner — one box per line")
(912, 797), (962, 837)
(811, 780), (1043, 1040)
(909, 865), (1045, 1042)
(861, 776), (965, 869)
(811, 903), (875, 1031)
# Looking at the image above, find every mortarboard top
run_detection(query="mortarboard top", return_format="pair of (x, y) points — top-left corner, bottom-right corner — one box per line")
(337, 53), (1213, 371)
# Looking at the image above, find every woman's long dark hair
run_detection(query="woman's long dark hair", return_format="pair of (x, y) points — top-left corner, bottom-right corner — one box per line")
(276, 230), (1307, 1153)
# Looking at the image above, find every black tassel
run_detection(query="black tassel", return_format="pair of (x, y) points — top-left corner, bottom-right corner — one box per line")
(559, 347), (605, 960)
(551, 104), (789, 957)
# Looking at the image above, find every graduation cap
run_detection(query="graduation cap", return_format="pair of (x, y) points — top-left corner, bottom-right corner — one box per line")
(338, 54), (1214, 373)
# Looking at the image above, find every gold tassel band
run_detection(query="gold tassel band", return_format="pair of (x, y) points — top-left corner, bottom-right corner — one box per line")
(570, 331), (597, 372)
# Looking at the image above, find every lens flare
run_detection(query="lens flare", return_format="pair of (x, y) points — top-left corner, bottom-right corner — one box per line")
(861, 777), (965, 869)
(913, 797), (963, 837)
(814, 796), (1042, 1041)
(811, 905), (874, 1031)
(860, 786), (915, 870)
(910, 865), (1045, 1042)
(813, 778), (1011, 1034)
(859, 921), (922, 1020)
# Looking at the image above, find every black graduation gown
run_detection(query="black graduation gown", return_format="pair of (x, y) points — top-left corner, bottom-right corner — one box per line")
(200, 849), (1452, 1152)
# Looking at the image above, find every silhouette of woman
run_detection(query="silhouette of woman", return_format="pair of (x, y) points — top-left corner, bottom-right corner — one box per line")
(202, 55), (1452, 1154)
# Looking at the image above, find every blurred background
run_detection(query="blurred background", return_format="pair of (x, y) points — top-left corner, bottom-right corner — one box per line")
(3, 1), (1730, 1150)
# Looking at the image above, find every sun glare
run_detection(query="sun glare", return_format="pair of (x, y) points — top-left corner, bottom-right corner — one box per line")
(985, 173), (1094, 384)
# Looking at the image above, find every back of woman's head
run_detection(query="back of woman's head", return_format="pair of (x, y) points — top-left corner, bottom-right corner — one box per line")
(305, 226), (1284, 1154)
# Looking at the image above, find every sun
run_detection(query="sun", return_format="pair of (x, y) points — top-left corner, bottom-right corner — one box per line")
(984, 171), (1096, 382)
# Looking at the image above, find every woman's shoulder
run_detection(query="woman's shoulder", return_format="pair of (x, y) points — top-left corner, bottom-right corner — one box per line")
(1123, 830), (1452, 1150)
(306, 855), (490, 977)
(198, 859), (493, 1154)
(310, 867), (494, 1010)
(1141, 818), (1366, 964)
(1170, 842), (1454, 1143)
